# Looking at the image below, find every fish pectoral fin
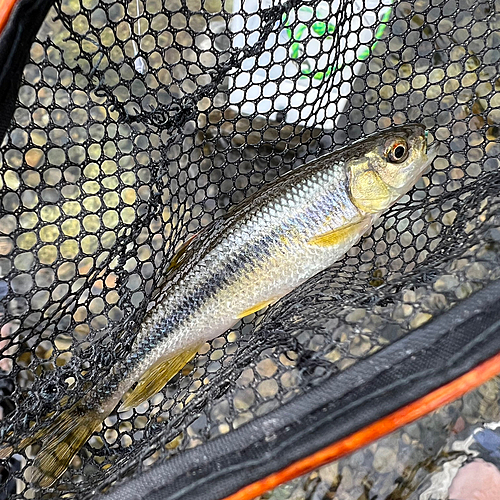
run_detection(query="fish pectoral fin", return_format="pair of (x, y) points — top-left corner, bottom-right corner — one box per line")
(308, 217), (372, 247)
(119, 344), (202, 412)
(237, 297), (279, 319)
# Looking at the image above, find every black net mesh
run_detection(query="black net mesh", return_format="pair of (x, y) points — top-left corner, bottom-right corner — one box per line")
(1, 0), (500, 497)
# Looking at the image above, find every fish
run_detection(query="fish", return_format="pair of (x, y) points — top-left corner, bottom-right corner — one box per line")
(1, 123), (437, 487)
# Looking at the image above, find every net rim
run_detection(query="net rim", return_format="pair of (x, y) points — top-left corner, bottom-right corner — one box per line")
(96, 278), (500, 500)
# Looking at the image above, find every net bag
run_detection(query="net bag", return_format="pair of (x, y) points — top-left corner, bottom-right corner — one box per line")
(0, 0), (500, 498)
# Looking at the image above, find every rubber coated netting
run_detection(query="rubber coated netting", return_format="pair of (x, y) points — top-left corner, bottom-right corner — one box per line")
(0, 0), (500, 497)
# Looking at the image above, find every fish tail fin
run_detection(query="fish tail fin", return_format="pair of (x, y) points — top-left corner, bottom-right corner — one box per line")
(21, 404), (103, 487)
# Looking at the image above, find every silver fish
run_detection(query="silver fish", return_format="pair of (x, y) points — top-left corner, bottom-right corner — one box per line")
(3, 123), (437, 486)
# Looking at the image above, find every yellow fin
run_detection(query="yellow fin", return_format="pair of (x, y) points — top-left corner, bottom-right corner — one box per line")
(119, 344), (201, 412)
(237, 298), (277, 319)
(166, 233), (198, 275)
(308, 218), (371, 247)
(12, 404), (103, 487)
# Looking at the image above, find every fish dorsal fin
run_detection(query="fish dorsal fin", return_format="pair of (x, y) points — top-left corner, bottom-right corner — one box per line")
(119, 344), (202, 412)
(308, 217), (372, 247)
(166, 233), (199, 276)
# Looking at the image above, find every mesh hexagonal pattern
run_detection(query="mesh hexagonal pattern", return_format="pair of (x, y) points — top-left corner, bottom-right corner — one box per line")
(0, 0), (500, 497)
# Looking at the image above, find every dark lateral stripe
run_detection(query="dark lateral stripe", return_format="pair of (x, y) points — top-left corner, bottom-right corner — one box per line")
(98, 278), (500, 500)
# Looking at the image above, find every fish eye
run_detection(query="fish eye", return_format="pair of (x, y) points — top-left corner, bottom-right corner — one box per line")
(386, 139), (409, 163)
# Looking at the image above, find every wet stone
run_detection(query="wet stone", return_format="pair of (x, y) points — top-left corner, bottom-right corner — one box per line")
(372, 446), (398, 474)
(455, 282), (475, 300)
(257, 379), (279, 399)
(345, 308), (366, 323)
(410, 312), (433, 329)
(420, 293), (448, 312)
(233, 388), (255, 411)
(466, 262), (489, 280)
(256, 358), (278, 378)
(349, 335), (372, 357)
(405, 422), (422, 440)
(433, 274), (460, 292)
(340, 465), (353, 490)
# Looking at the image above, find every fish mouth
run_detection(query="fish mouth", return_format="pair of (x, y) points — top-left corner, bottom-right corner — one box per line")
(417, 135), (438, 173)
(393, 137), (438, 195)
(426, 140), (439, 163)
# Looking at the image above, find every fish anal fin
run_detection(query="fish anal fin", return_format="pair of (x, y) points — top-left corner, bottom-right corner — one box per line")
(308, 217), (371, 247)
(237, 298), (278, 319)
(119, 344), (201, 412)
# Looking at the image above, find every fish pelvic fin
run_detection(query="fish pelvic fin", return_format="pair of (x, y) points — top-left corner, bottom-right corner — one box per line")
(11, 403), (104, 488)
(237, 297), (278, 319)
(119, 343), (202, 412)
(308, 217), (372, 247)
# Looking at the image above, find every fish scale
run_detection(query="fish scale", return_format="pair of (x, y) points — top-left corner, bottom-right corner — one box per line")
(2, 123), (437, 487)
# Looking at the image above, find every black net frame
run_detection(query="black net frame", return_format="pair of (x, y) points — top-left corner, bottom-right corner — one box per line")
(0, 0), (56, 144)
(0, 0), (499, 498)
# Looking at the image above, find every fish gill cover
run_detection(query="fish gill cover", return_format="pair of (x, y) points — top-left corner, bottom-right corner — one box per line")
(0, 0), (499, 498)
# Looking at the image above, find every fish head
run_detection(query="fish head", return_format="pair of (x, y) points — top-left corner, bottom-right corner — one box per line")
(347, 123), (438, 214)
